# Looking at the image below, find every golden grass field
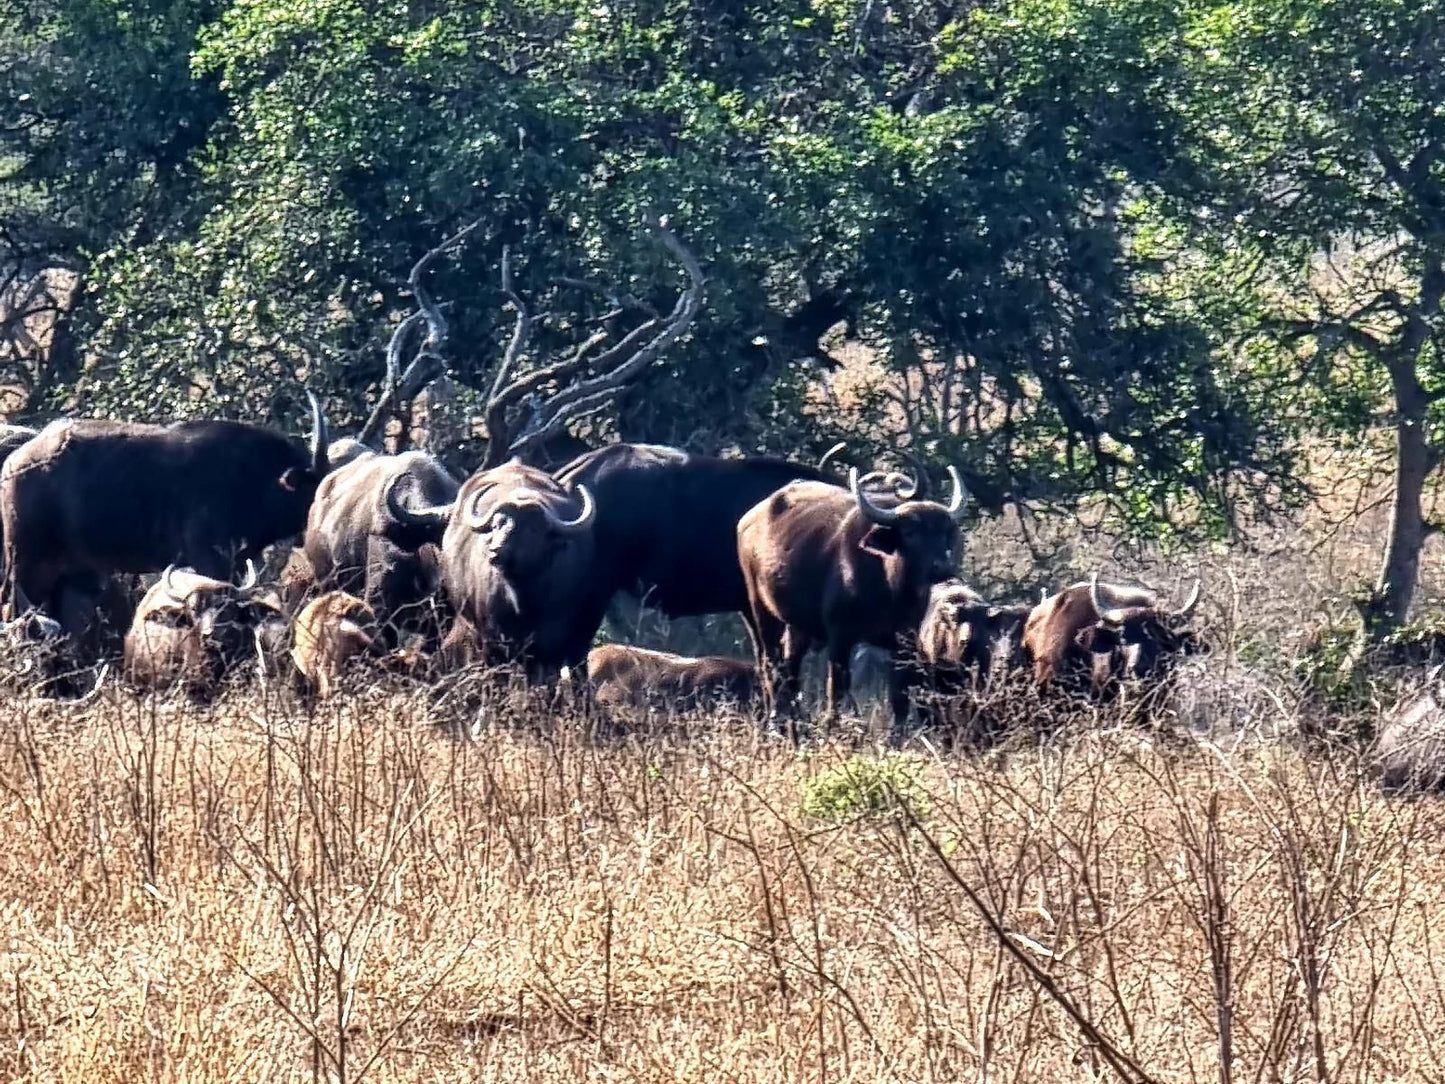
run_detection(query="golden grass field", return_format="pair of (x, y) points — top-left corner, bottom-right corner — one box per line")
(0, 475), (1443, 1082)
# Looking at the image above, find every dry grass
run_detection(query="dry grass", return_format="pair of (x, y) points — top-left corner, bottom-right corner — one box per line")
(1, 498), (1442, 1082)
(0, 665), (1434, 1082)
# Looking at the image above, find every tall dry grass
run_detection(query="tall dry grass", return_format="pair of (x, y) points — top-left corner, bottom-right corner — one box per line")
(0, 666), (1435, 1082)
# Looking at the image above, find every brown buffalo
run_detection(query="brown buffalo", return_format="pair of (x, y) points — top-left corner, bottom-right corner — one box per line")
(386, 461), (600, 679)
(1022, 572), (1203, 697)
(289, 590), (412, 700)
(122, 563), (287, 696)
(737, 465), (968, 737)
(586, 643), (757, 712)
(913, 582), (1034, 736)
(1, 392), (330, 640)
(301, 448), (457, 644)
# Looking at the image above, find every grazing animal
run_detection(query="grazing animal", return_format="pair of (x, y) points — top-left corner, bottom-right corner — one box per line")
(301, 447), (458, 643)
(737, 465), (969, 736)
(290, 591), (387, 700)
(1022, 572), (1203, 697)
(0, 392), (331, 634)
(586, 643), (757, 712)
(913, 582), (1034, 736)
(122, 563), (287, 696)
(553, 442), (850, 621)
(386, 461), (600, 679)
(0, 424), (37, 462)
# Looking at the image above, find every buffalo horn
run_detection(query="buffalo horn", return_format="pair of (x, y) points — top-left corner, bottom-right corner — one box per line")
(944, 465), (969, 522)
(541, 484), (595, 535)
(1090, 569), (1128, 627)
(1174, 578), (1202, 620)
(850, 467), (900, 525)
(464, 485), (516, 531)
(237, 558), (259, 593)
(385, 473), (454, 534)
(901, 449), (930, 499)
(161, 564), (184, 606)
(305, 389), (330, 477)
(856, 470), (916, 499)
(817, 441), (847, 473)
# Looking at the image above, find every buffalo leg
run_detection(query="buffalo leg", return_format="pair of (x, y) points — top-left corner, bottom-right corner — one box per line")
(824, 637), (854, 726)
(885, 652), (918, 746)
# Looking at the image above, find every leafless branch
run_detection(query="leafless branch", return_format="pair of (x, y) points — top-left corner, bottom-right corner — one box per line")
(357, 216), (485, 447)
(480, 217), (706, 468)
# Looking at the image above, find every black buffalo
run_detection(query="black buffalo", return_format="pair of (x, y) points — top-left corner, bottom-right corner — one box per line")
(553, 442), (847, 621)
(300, 447), (458, 644)
(387, 461), (600, 680)
(1, 392), (331, 632)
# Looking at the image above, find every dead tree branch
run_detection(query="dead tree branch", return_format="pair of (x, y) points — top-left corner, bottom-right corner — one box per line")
(479, 217), (706, 468)
(357, 216), (485, 447)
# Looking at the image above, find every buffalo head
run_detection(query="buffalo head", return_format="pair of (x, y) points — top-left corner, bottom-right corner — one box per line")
(849, 465), (967, 585)
(1084, 571), (1205, 682)
(461, 483), (595, 578)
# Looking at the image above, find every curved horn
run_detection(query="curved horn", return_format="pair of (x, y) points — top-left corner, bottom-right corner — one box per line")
(859, 468), (918, 500)
(161, 564), (184, 605)
(944, 464), (969, 522)
(305, 389), (330, 477)
(464, 485), (509, 531)
(384, 473), (454, 537)
(817, 441), (847, 473)
(1090, 569), (1127, 626)
(850, 467), (899, 525)
(901, 449), (930, 500)
(237, 558), (259, 593)
(856, 470), (916, 498)
(541, 484), (595, 536)
(1174, 578), (1202, 620)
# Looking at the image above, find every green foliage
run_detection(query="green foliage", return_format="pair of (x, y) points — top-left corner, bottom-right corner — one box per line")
(800, 753), (930, 824)
(11, 0), (1433, 548)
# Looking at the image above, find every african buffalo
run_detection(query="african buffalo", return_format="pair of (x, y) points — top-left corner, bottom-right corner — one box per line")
(1022, 572), (1204, 697)
(737, 465), (968, 737)
(287, 590), (422, 699)
(0, 424), (37, 462)
(553, 442), (849, 621)
(122, 563), (287, 696)
(386, 461), (600, 679)
(586, 643), (757, 712)
(1, 392), (331, 634)
(301, 447), (457, 643)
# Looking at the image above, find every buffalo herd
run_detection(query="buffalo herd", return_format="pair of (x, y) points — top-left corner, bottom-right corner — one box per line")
(0, 390), (1210, 742)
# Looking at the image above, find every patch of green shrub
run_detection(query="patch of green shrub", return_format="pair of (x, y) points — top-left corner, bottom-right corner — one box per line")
(800, 754), (930, 824)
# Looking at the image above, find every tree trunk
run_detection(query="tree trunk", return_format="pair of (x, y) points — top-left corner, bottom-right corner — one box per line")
(1370, 403), (1432, 636)
(1364, 257), (1445, 640)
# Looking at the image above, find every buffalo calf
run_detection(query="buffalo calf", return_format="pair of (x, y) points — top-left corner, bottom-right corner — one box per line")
(123, 563), (286, 696)
(587, 644), (757, 713)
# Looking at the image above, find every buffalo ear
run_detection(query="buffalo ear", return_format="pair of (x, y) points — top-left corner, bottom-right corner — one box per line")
(279, 467), (302, 492)
(859, 525), (900, 558)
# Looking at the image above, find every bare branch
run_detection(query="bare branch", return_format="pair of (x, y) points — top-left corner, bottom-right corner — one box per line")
(357, 216), (485, 446)
(481, 217), (706, 468)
